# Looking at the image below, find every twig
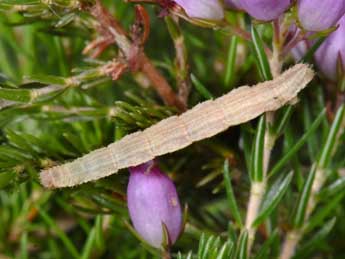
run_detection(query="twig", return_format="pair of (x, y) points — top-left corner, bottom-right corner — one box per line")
(280, 231), (301, 259)
(165, 16), (191, 107)
(137, 53), (185, 110)
(85, 0), (185, 110)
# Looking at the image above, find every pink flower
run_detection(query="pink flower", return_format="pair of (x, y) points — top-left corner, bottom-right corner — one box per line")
(298, 0), (345, 31)
(127, 161), (182, 248)
(315, 15), (345, 81)
(174, 0), (224, 20)
(241, 0), (291, 21)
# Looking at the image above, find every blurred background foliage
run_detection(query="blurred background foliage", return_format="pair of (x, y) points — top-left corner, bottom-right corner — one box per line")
(0, 0), (344, 258)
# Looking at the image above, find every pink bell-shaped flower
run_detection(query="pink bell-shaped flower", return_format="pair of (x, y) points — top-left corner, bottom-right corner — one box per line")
(127, 160), (183, 248)
(240, 0), (291, 21)
(174, 0), (224, 20)
(298, 0), (345, 32)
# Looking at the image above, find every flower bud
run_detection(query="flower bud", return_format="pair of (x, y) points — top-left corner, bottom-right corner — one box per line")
(174, 0), (224, 20)
(298, 0), (345, 32)
(240, 0), (291, 21)
(127, 161), (182, 248)
(315, 15), (345, 81)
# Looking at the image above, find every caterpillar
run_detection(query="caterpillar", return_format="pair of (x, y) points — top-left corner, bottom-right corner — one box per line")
(40, 64), (314, 188)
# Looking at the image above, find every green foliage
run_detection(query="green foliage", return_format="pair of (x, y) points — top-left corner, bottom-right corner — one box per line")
(177, 233), (234, 259)
(223, 160), (242, 228)
(250, 115), (266, 182)
(250, 25), (272, 81)
(224, 36), (238, 89)
(253, 171), (293, 228)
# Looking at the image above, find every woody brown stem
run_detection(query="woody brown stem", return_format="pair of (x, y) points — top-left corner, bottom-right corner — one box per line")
(165, 16), (191, 107)
(174, 35), (190, 105)
(85, 0), (185, 110)
(139, 53), (186, 110)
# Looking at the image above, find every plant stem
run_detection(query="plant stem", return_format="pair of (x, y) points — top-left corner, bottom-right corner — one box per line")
(245, 19), (282, 254)
(245, 181), (266, 250)
(278, 168), (322, 259)
(138, 53), (186, 110)
(165, 16), (191, 106)
(305, 168), (326, 218)
(85, 0), (185, 111)
(280, 230), (301, 259)
(263, 112), (276, 173)
(246, 122), (275, 253)
(279, 168), (326, 259)
(280, 168), (341, 259)
(162, 250), (171, 259)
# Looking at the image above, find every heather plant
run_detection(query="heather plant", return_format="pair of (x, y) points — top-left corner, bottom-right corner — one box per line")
(0, 1), (344, 259)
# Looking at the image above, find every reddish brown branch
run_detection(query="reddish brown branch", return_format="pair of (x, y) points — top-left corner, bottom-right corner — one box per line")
(84, 0), (185, 110)
(138, 53), (186, 110)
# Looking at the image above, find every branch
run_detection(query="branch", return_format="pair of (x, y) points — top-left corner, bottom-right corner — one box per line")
(165, 16), (191, 107)
(84, 0), (186, 111)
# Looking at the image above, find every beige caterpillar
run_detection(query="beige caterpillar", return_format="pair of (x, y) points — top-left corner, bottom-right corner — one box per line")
(40, 64), (314, 188)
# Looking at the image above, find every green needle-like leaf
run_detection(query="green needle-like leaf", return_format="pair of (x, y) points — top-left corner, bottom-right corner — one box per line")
(251, 115), (266, 182)
(250, 25), (272, 81)
(0, 88), (31, 102)
(275, 106), (294, 136)
(253, 172), (293, 227)
(318, 105), (345, 168)
(38, 207), (80, 259)
(294, 218), (336, 259)
(306, 190), (345, 232)
(216, 241), (233, 259)
(198, 233), (207, 259)
(253, 229), (279, 259)
(293, 164), (317, 228)
(317, 177), (345, 200)
(269, 109), (326, 178)
(191, 73), (214, 100)
(301, 37), (327, 63)
(81, 226), (96, 259)
(223, 160), (243, 227)
(224, 36), (238, 89)
(19, 232), (28, 259)
(0, 172), (15, 189)
(235, 230), (248, 259)
(201, 235), (216, 259)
